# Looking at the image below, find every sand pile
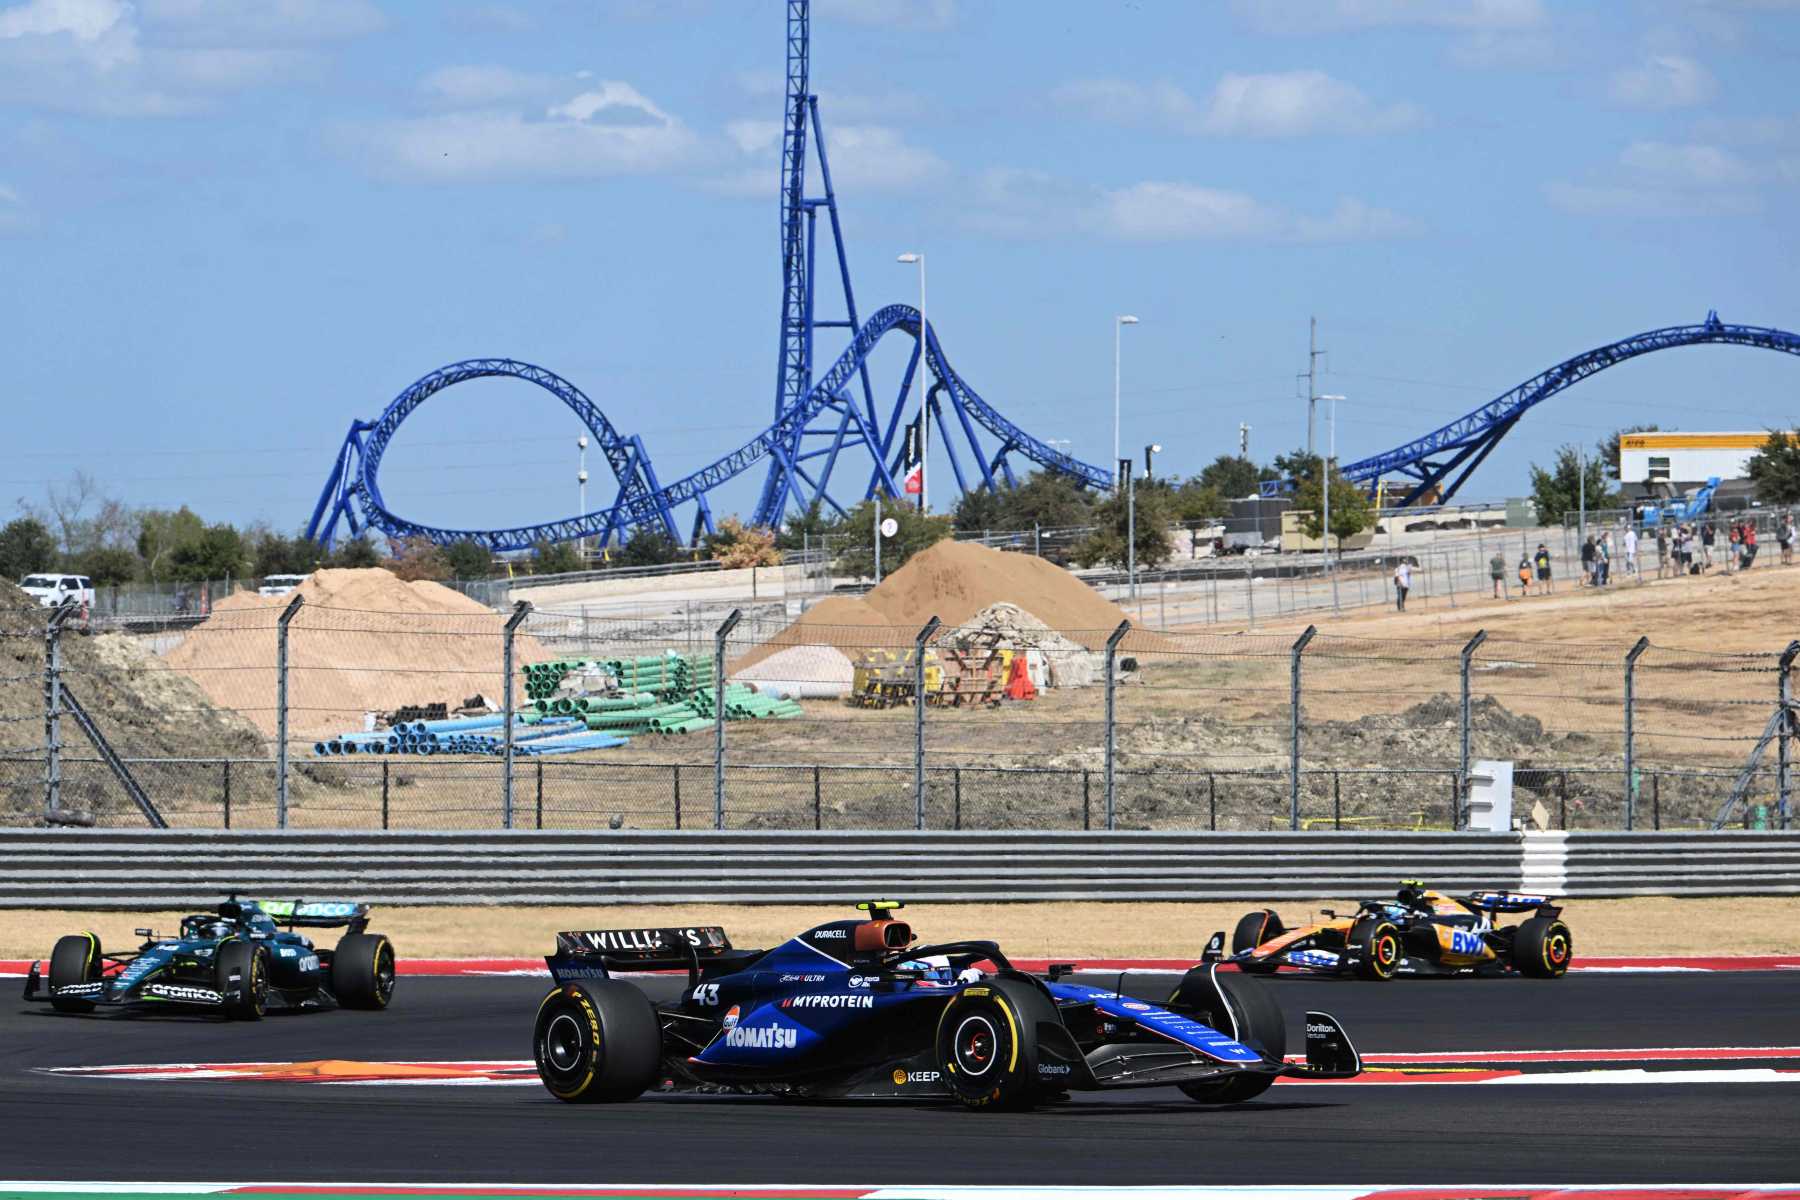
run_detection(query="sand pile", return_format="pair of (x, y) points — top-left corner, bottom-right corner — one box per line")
(163, 569), (544, 738)
(735, 541), (1149, 671)
(948, 602), (1100, 687)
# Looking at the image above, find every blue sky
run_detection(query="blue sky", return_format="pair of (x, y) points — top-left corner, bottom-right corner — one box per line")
(2, 0), (1796, 538)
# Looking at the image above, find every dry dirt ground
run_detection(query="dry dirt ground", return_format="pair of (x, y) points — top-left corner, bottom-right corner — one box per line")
(3, 898), (1795, 959)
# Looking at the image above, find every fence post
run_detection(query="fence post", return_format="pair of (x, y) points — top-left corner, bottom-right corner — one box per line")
(222, 759), (232, 829)
(1458, 630), (1488, 830)
(913, 616), (941, 830)
(275, 595), (304, 830)
(535, 760), (544, 830)
(953, 766), (962, 830)
(42, 605), (70, 821)
(1104, 620), (1131, 831)
(1623, 637), (1649, 830)
(813, 764), (822, 831)
(714, 608), (743, 830)
(1780, 642), (1799, 830)
(381, 759), (390, 830)
(1245, 562), (1254, 628)
(501, 600), (532, 830)
(1082, 770), (1091, 830)
(673, 765), (682, 830)
(1208, 773), (1216, 831)
(1288, 625), (1317, 830)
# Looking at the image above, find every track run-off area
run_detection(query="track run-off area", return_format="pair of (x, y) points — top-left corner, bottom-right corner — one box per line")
(3, 968), (1798, 1190)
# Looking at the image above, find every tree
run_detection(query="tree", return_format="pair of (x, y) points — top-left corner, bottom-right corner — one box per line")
(1746, 428), (1800, 505)
(74, 546), (139, 586)
(1292, 465), (1374, 555)
(704, 517), (782, 568)
(1196, 454), (1274, 499)
(951, 486), (1009, 534)
(250, 530), (323, 579)
(1072, 484), (1174, 571)
(1529, 445), (1617, 525)
(830, 499), (952, 579)
(1170, 477), (1228, 522)
(442, 539), (493, 580)
(165, 522), (248, 582)
(0, 517), (58, 580)
(530, 539), (583, 575)
(388, 536), (450, 583)
(614, 528), (685, 568)
(995, 471), (1097, 531)
(137, 507), (206, 582)
(775, 501), (833, 551)
(324, 537), (382, 569)
(1597, 424), (1660, 481)
(1271, 447), (1323, 482)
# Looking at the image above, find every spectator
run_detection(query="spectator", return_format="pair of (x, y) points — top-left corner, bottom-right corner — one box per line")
(1700, 520), (1715, 568)
(1781, 514), (1795, 566)
(1728, 523), (1742, 573)
(1393, 558), (1411, 612)
(1744, 522), (1759, 570)
(1675, 525), (1689, 576)
(1490, 550), (1507, 599)
(1517, 554), (1533, 597)
(1534, 543), (1553, 594)
(1597, 532), (1611, 586)
(1581, 535), (1596, 587)
(1655, 526), (1670, 579)
(1623, 525), (1639, 578)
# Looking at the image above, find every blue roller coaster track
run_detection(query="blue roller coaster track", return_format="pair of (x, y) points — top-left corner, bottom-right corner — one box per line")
(307, 0), (1112, 553)
(1262, 311), (1800, 505)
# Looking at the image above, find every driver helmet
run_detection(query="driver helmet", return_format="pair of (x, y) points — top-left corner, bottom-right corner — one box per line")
(200, 919), (235, 940)
(897, 953), (982, 988)
(1396, 881), (1429, 909)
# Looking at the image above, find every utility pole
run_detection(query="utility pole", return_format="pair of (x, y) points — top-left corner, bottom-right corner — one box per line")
(1305, 316), (1323, 458)
(1239, 423), (1250, 457)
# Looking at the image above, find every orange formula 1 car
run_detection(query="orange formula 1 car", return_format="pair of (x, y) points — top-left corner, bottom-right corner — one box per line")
(1206, 881), (1573, 981)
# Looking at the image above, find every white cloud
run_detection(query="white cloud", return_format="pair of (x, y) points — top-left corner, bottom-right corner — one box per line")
(338, 81), (698, 183)
(0, 0), (378, 114)
(1619, 140), (1756, 187)
(816, 0), (956, 30)
(711, 117), (944, 196)
(1057, 71), (1420, 138)
(1607, 54), (1716, 109)
(421, 64), (554, 107)
(1103, 182), (1281, 240)
(1237, 0), (1545, 34)
(965, 167), (1417, 244)
(0, 180), (32, 234)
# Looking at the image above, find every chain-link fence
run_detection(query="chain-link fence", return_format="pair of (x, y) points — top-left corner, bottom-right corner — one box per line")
(2, 596), (1793, 833)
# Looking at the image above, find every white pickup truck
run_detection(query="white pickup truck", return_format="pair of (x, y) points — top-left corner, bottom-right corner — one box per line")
(19, 573), (94, 610)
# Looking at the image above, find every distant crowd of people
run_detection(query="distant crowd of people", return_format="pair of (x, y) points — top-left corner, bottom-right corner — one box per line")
(1386, 513), (1794, 613)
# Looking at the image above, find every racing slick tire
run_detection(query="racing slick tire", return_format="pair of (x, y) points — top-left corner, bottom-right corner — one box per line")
(332, 932), (397, 1010)
(533, 980), (662, 1103)
(934, 976), (1059, 1111)
(1348, 917), (1402, 981)
(1511, 916), (1573, 978)
(217, 939), (268, 1021)
(1169, 969), (1286, 1104)
(1231, 910), (1283, 975)
(48, 933), (101, 1013)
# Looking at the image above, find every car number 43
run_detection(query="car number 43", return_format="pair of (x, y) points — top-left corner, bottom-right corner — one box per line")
(692, 983), (720, 1006)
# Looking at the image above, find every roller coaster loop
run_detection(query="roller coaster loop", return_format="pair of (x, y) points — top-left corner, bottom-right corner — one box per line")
(1263, 311), (1800, 506)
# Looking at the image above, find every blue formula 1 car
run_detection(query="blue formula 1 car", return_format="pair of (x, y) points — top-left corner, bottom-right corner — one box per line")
(530, 901), (1362, 1110)
(23, 897), (395, 1019)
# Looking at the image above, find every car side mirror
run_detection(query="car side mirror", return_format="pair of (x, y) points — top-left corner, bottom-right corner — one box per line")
(1320, 909), (1337, 919)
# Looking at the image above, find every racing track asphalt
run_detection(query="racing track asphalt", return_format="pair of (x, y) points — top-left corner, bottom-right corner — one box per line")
(2, 970), (1797, 1186)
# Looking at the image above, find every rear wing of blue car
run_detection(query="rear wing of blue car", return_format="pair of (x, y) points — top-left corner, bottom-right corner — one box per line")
(1465, 891), (1560, 916)
(247, 899), (371, 931)
(548, 926), (734, 985)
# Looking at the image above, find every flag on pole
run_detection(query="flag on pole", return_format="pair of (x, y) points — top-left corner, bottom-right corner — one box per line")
(901, 418), (923, 498)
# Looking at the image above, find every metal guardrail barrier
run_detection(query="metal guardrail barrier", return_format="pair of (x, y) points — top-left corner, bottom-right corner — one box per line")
(0, 828), (1789, 907)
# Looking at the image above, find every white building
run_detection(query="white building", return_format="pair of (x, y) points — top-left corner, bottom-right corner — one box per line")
(1618, 431), (1778, 491)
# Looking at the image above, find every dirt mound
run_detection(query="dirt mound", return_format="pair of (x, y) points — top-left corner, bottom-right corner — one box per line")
(164, 569), (542, 738)
(736, 542), (1151, 671)
(864, 541), (1132, 645)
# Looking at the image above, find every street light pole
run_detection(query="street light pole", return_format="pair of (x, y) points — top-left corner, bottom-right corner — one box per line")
(1114, 315), (1139, 493)
(898, 253), (927, 512)
(1319, 395), (1346, 567)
